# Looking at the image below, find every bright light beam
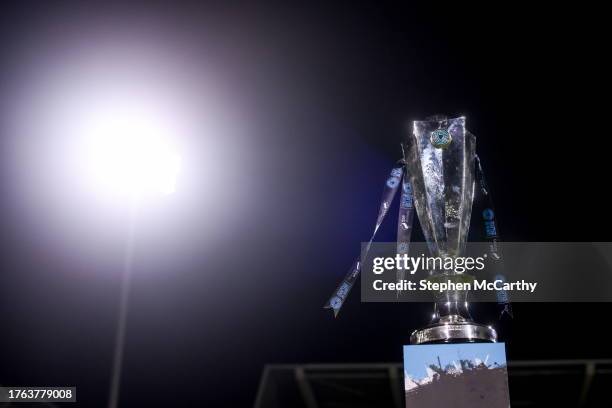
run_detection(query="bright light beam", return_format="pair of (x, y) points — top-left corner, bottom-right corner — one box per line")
(81, 105), (181, 197)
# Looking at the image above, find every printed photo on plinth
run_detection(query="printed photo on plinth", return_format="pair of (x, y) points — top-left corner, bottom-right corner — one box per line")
(404, 342), (510, 407)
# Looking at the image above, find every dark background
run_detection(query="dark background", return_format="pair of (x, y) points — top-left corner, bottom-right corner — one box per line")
(0, 1), (609, 407)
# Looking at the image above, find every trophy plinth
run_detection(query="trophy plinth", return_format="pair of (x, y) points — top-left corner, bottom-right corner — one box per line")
(405, 115), (497, 344)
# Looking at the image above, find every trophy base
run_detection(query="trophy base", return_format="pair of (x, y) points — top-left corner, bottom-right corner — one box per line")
(410, 315), (497, 345)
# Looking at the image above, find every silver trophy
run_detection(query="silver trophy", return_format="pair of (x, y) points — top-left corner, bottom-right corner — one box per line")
(405, 115), (497, 344)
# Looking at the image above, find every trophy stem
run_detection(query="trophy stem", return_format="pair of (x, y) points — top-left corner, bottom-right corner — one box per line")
(411, 297), (497, 344)
(410, 280), (497, 344)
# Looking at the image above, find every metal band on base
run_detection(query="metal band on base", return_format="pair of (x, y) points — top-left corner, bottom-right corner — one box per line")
(410, 317), (498, 345)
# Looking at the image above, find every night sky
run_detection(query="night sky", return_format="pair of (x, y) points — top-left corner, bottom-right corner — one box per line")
(0, 1), (609, 407)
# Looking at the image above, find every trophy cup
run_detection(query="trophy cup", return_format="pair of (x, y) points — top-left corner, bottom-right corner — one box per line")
(405, 115), (497, 344)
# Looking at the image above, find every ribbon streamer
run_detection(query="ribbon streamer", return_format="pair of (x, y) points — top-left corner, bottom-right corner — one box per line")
(474, 154), (513, 318)
(324, 162), (405, 316)
(396, 165), (415, 295)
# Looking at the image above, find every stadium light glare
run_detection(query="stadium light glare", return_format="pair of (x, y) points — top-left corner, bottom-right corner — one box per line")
(79, 105), (181, 198)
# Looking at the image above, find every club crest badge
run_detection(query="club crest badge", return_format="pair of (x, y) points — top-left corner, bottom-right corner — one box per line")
(430, 128), (452, 148)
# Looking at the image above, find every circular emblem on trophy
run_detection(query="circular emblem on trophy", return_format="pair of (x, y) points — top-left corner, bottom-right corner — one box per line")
(430, 128), (452, 148)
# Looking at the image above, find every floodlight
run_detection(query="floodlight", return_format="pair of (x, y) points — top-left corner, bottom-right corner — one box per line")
(79, 105), (181, 197)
